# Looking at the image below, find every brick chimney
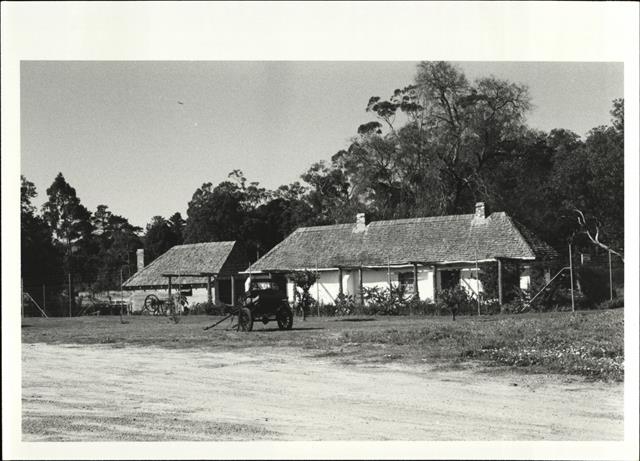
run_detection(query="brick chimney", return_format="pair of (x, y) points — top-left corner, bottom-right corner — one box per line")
(354, 212), (368, 233)
(474, 202), (485, 219)
(136, 248), (145, 272)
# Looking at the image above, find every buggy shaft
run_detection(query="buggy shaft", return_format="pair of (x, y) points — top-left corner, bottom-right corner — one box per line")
(203, 313), (234, 331)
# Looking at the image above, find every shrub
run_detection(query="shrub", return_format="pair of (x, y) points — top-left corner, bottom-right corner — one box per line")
(334, 293), (358, 316)
(479, 297), (501, 315)
(401, 297), (437, 316)
(436, 286), (475, 317)
(577, 266), (610, 305)
(362, 285), (411, 315)
(289, 270), (318, 320)
(598, 297), (624, 310)
(478, 261), (520, 302)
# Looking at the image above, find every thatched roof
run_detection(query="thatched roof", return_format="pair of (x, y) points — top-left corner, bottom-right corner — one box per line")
(248, 212), (558, 272)
(123, 241), (248, 289)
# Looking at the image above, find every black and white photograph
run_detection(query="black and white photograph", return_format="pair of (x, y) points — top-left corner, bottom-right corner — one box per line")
(2, 2), (638, 460)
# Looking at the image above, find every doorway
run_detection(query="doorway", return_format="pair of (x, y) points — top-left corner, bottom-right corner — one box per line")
(440, 269), (461, 290)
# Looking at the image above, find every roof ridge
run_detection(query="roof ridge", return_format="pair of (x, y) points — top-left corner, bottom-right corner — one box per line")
(175, 241), (235, 247)
(296, 223), (355, 232)
(369, 214), (475, 226)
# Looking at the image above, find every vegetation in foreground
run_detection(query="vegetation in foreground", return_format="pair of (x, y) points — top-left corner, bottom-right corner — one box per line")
(22, 309), (624, 382)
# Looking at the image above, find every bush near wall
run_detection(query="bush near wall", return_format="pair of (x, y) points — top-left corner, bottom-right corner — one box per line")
(478, 261), (520, 303)
(188, 302), (229, 315)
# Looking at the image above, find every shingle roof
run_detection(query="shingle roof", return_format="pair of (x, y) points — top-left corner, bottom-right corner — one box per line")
(123, 241), (248, 288)
(248, 212), (558, 271)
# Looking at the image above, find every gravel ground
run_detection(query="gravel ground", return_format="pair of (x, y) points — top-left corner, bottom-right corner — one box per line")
(22, 343), (623, 441)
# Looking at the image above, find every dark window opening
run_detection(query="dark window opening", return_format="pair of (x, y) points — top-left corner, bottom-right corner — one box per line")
(398, 272), (415, 293)
(440, 269), (461, 290)
(218, 279), (232, 304)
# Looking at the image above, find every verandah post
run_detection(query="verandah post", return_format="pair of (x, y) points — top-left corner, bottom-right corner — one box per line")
(338, 267), (343, 295)
(359, 265), (364, 306)
(432, 265), (438, 304)
(497, 258), (503, 311)
(206, 275), (212, 305)
(231, 276), (236, 306)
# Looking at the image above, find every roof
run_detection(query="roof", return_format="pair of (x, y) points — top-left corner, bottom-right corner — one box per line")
(123, 241), (248, 288)
(248, 212), (559, 272)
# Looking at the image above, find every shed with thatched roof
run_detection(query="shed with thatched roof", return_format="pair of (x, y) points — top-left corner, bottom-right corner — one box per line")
(123, 241), (248, 311)
(244, 203), (558, 307)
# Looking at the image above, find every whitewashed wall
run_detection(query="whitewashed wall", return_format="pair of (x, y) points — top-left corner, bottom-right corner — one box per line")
(278, 262), (549, 306)
(416, 268), (435, 301)
(286, 267), (440, 305)
(460, 268), (483, 296)
(519, 265), (532, 290)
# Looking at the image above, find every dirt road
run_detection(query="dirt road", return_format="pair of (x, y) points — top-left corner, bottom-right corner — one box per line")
(22, 343), (623, 441)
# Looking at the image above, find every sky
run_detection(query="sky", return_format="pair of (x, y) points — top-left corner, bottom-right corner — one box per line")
(20, 61), (623, 229)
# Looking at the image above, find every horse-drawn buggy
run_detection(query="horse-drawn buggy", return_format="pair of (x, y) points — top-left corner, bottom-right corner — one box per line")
(204, 278), (293, 332)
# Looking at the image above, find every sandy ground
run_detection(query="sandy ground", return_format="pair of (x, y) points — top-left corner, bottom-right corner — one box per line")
(22, 343), (623, 441)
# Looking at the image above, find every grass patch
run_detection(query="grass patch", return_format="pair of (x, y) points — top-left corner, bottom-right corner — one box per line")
(22, 310), (623, 381)
(338, 311), (624, 381)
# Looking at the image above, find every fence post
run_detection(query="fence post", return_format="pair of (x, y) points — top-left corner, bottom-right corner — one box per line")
(68, 273), (72, 317)
(120, 267), (124, 312)
(497, 258), (503, 311)
(608, 250), (613, 301)
(568, 243), (575, 312)
(316, 260), (320, 317)
(359, 264), (364, 306)
(42, 284), (46, 314)
(475, 257), (480, 316)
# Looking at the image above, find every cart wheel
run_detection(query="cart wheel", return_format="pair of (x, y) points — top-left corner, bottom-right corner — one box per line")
(276, 305), (293, 330)
(143, 294), (160, 315)
(238, 307), (253, 332)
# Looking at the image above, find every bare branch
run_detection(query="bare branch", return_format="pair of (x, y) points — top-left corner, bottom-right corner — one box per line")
(573, 208), (624, 262)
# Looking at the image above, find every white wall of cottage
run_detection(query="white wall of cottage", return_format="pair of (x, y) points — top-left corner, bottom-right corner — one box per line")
(286, 267), (441, 305)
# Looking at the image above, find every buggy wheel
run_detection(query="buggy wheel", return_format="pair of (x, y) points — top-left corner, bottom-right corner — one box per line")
(276, 305), (293, 330)
(143, 294), (160, 315)
(238, 307), (253, 332)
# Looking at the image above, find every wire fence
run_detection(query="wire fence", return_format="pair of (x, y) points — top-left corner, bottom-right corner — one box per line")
(21, 247), (624, 318)
(22, 269), (134, 318)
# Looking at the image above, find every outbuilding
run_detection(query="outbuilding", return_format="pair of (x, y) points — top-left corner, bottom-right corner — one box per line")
(123, 241), (248, 311)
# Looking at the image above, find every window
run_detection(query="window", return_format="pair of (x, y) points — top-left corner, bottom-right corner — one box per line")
(398, 272), (415, 293)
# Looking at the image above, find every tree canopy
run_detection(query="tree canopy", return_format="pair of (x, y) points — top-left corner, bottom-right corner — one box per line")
(21, 62), (624, 315)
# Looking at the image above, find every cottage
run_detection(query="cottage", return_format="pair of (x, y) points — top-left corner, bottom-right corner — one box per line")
(123, 241), (248, 311)
(244, 203), (558, 306)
